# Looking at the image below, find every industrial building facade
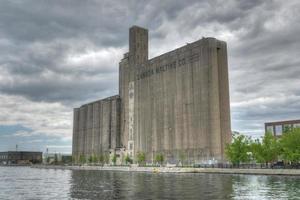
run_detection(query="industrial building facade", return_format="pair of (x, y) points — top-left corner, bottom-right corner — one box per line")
(72, 96), (121, 159)
(72, 26), (231, 164)
(265, 119), (300, 137)
(0, 151), (42, 165)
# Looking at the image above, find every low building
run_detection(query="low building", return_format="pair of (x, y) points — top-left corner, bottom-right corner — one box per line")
(0, 151), (43, 165)
(61, 155), (72, 164)
(265, 119), (300, 137)
(44, 153), (72, 164)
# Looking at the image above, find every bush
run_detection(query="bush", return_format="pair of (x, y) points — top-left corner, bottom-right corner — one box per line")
(136, 152), (146, 165)
(98, 154), (104, 164)
(155, 154), (164, 165)
(79, 155), (86, 164)
(88, 155), (93, 163)
(92, 155), (98, 163)
(112, 154), (117, 165)
(179, 151), (186, 166)
(125, 154), (133, 164)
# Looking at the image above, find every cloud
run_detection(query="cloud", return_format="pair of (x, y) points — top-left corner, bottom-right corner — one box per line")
(0, 0), (300, 152)
(12, 130), (37, 137)
(0, 94), (72, 139)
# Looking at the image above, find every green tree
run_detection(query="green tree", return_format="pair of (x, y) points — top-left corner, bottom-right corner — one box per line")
(88, 155), (93, 163)
(98, 154), (104, 164)
(46, 156), (51, 164)
(251, 132), (279, 166)
(179, 151), (186, 166)
(125, 154), (132, 165)
(250, 139), (264, 163)
(92, 155), (98, 163)
(136, 152), (146, 165)
(79, 155), (86, 164)
(155, 153), (164, 165)
(283, 125), (293, 134)
(280, 128), (300, 163)
(112, 154), (117, 165)
(54, 153), (58, 165)
(225, 134), (251, 166)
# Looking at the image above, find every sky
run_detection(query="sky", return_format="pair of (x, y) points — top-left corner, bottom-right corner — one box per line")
(0, 0), (300, 154)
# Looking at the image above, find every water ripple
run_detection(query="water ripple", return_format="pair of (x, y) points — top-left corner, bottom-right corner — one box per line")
(0, 167), (300, 200)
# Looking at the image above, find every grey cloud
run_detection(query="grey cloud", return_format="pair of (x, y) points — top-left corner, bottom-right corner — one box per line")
(0, 0), (129, 46)
(0, 72), (118, 102)
(0, 0), (300, 140)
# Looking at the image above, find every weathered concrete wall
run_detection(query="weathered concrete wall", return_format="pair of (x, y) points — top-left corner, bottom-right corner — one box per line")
(78, 106), (86, 156)
(72, 96), (121, 161)
(119, 55), (129, 148)
(129, 26), (148, 65)
(119, 26), (231, 164)
(73, 26), (231, 165)
(72, 108), (80, 157)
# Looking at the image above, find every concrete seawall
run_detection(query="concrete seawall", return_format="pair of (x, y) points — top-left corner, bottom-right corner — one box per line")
(31, 165), (300, 176)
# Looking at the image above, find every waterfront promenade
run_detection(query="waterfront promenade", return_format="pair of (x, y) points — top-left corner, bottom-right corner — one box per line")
(31, 165), (300, 176)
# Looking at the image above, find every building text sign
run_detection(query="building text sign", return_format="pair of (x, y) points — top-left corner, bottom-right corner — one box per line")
(136, 53), (200, 80)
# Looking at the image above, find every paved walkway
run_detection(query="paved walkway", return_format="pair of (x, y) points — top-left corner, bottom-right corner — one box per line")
(31, 165), (300, 176)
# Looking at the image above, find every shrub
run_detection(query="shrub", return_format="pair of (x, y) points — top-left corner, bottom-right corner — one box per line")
(136, 152), (146, 165)
(155, 154), (164, 165)
(125, 154), (133, 164)
(112, 154), (117, 165)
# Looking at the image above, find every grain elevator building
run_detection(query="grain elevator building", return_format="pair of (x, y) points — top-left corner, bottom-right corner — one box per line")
(72, 26), (231, 164)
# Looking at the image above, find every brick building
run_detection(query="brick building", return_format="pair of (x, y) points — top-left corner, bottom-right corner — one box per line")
(265, 119), (300, 137)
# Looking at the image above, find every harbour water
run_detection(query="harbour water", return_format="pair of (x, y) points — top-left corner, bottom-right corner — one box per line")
(0, 166), (299, 200)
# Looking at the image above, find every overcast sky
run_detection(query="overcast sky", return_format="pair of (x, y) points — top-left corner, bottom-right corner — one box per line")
(0, 0), (299, 153)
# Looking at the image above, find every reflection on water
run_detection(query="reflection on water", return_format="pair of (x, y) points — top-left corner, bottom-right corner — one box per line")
(231, 175), (300, 200)
(0, 167), (299, 200)
(70, 170), (234, 199)
(0, 167), (71, 199)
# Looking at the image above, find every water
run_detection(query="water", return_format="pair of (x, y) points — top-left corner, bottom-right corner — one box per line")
(0, 167), (299, 200)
